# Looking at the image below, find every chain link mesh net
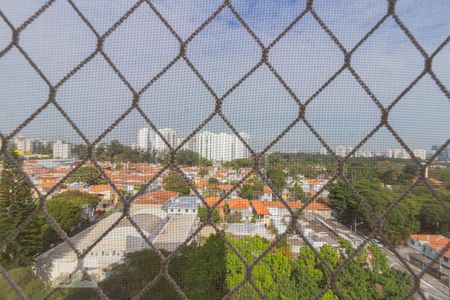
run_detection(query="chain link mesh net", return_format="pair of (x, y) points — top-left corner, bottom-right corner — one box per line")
(0, 0), (449, 299)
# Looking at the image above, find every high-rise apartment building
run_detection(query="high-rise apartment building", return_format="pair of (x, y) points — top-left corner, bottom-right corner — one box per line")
(53, 140), (71, 159)
(413, 149), (427, 160)
(191, 131), (250, 162)
(135, 127), (250, 162)
(152, 128), (177, 151)
(137, 128), (150, 150)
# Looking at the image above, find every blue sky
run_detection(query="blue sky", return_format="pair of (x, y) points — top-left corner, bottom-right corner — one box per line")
(0, 0), (449, 152)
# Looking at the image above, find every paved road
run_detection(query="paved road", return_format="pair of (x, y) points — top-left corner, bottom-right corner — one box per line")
(386, 247), (450, 300)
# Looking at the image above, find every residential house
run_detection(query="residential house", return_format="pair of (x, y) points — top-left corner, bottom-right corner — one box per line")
(204, 196), (226, 220)
(409, 234), (450, 269)
(88, 185), (117, 209)
(227, 198), (252, 221)
(132, 190), (179, 209)
(408, 234), (447, 252)
(251, 200), (271, 225)
(260, 186), (273, 201)
(164, 196), (199, 215)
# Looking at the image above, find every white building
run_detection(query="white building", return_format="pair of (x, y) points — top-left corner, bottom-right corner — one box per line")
(53, 140), (71, 159)
(13, 137), (33, 154)
(192, 131), (249, 162)
(319, 147), (329, 155)
(152, 128), (177, 151)
(336, 146), (347, 157)
(387, 148), (411, 159)
(413, 149), (427, 160)
(36, 208), (197, 283)
(136, 128), (150, 150)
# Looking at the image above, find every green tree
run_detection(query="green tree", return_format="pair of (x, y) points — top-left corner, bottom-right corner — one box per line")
(329, 180), (420, 244)
(67, 167), (106, 186)
(289, 182), (304, 200)
(267, 167), (286, 194)
(0, 267), (51, 300)
(182, 235), (227, 299)
(198, 206), (220, 223)
(239, 182), (264, 200)
(0, 151), (40, 267)
(163, 170), (190, 195)
(225, 158), (253, 169)
(208, 177), (220, 186)
(41, 191), (100, 250)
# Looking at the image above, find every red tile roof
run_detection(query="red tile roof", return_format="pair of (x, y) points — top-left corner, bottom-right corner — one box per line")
(204, 197), (225, 208)
(41, 180), (58, 190)
(228, 198), (250, 210)
(89, 185), (113, 194)
(409, 234), (446, 243)
(217, 184), (233, 191)
(251, 200), (270, 216)
(303, 202), (330, 211)
(426, 237), (450, 259)
(195, 180), (209, 189)
(134, 190), (178, 205)
(262, 201), (329, 211)
(429, 178), (444, 185)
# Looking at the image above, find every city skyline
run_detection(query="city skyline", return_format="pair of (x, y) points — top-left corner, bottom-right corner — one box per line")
(11, 132), (446, 162)
(1, 1), (449, 152)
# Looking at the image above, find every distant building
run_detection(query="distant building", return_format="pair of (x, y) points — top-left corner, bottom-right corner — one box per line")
(413, 149), (427, 160)
(387, 148), (410, 159)
(152, 128), (177, 151)
(192, 131), (249, 162)
(319, 147), (328, 156)
(137, 128), (150, 150)
(13, 137), (33, 154)
(53, 140), (71, 159)
(336, 146), (346, 157)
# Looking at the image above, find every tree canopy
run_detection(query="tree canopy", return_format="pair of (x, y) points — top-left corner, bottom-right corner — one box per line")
(329, 180), (421, 244)
(67, 167), (106, 186)
(0, 151), (40, 267)
(63, 234), (413, 300)
(163, 170), (191, 195)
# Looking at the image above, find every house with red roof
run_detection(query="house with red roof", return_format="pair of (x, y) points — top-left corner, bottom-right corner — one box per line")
(251, 200), (271, 224)
(408, 234), (450, 269)
(227, 198), (252, 221)
(88, 185), (117, 209)
(201, 197), (226, 220)
(133, 190), (179, 206)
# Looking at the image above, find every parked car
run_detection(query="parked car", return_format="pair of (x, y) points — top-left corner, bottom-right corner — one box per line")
(370, 239), (384, 248)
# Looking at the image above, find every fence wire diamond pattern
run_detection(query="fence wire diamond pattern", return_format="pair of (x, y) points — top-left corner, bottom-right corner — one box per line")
(0, 0), (449, 299)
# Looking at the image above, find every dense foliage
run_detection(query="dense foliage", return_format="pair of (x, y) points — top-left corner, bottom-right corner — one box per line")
(0, 153), (101, 269)
(41, 191), (100, 248)
(63, 235), (412, 300)
(0, 151), (40, 267)
(329, 179), (450, 242)
(163, 170), (191, 195)
(0, 267), (52, 300)
(66, 167), (107, 185)
(72, 141), (211, 166)
(198, 206), (221, 223)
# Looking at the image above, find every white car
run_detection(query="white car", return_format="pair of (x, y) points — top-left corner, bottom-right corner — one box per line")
(370, 239), (384, 248)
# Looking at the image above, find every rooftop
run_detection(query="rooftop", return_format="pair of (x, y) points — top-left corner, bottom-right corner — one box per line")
(134, 190), (178, 205)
